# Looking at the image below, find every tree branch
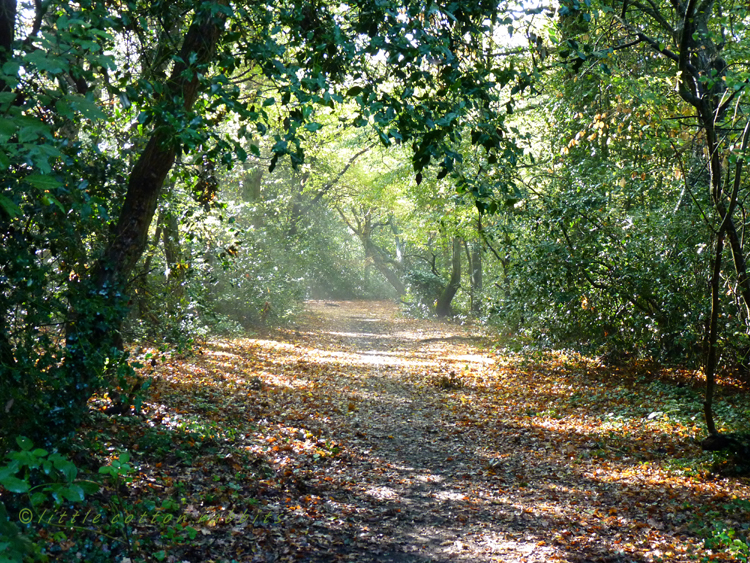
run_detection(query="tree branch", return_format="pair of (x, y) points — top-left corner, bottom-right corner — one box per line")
(677, 0), (699, 101)
(309, 143), (374, 206)
(627, 0), (674, 34)
(612, 12), (701, 105)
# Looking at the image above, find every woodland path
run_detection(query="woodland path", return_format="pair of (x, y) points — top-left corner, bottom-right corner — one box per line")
(282, 300), (561, 562)
(213, 300), (723, 563)
(150, 300), (748, 562)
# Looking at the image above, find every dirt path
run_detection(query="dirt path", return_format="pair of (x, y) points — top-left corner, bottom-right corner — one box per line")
(291, 300), (513, 562)
(154, 299), (748, 562)
(222, 300), (732, 563)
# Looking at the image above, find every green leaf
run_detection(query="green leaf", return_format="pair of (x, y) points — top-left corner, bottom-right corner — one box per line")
(15, 436), (32, 451)
(17, 118), (50, 143)
(0, 118), (16, 140)
(0, 465), (17, 481)
(304, 122), (322, 132)
(53, 458), (78, 482)
(0, 194), (20, 218)
(69, 96), (107, 120)
(24, 50), (65, 74)
(0, 476), (29, 493)
(41, 194), (65, 213)
(26, 174), (62, 191)
(79, 481), (100, 494)
(61, 484), (85, 502)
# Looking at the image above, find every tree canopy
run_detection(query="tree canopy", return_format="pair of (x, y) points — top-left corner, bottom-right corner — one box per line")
(0, 0), (528, 441)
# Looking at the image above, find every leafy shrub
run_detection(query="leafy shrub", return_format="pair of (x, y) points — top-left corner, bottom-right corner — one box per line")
(405, 269), (444, 306)
(0, 437), (98, 563)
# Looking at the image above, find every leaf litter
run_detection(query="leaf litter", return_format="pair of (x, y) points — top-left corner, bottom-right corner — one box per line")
(84, 300), (750, 562)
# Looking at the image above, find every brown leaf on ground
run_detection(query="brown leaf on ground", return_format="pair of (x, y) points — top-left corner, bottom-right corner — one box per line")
(85, 300), (750, 562)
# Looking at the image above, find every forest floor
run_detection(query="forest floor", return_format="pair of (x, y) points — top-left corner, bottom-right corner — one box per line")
(59, 300), (750, 561)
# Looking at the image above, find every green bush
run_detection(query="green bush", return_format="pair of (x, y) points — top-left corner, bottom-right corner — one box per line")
(0, 437), (99, 563)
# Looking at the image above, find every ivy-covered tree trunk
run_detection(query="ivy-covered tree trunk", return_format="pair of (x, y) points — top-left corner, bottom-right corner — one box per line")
(436, 237), (461, 317)
(62, 1), (228, 418)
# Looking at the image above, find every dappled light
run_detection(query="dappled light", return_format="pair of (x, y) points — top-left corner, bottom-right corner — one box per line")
(63, 301), (749, 561)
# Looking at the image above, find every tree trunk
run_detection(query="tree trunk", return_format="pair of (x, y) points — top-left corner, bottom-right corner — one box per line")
(95, 4), (224, 288)
(162, 209), (185, 298)
(64, 1), (228, 406)
(471, 241), (482, 314)
(133, 210), (164, 323)
(287, 171), (311, 237)
(436, 237), (461, 317)
(96, 3), (225, 288)
(337, 207), (405, 296)
(242, 167), (263, 202)
(365, 239), (406, 296)
(390, 216), (404, 265)
(704, 227), (724, 435)
(162, 212), (182, 272)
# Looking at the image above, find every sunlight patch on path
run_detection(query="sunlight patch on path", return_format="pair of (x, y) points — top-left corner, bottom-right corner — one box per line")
(365, 485), (400, 500)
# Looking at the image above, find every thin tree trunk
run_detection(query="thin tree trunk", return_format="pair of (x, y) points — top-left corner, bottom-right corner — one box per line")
(162, 212), (182, 271)
(287, 171), (311, 237)
(704, 227), (724, 435)
(471, 241), (482, 314)
(464, 241), (473, 311)
(162, 210), (185, 300)
(436, 237), (461, 317)
(134, 211), (164, 322)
